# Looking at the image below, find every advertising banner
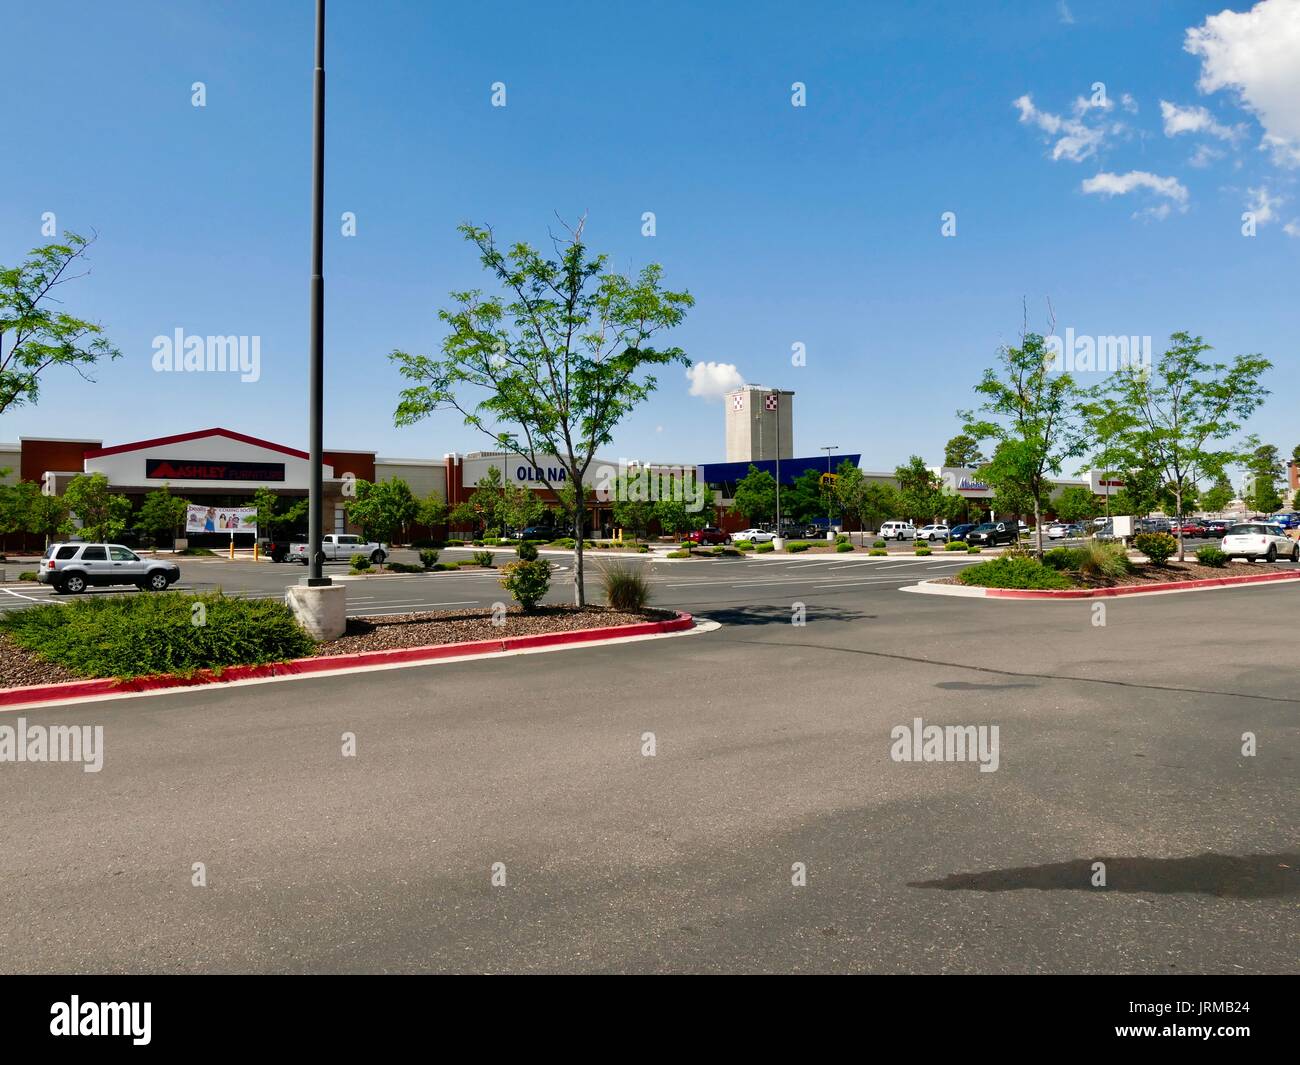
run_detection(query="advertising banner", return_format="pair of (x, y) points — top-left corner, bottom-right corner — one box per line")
(185, 505), (258, 535)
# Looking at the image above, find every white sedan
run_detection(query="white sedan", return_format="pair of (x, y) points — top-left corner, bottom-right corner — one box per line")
(917, 524), (949, 542)
(1220, 523), (1298, 563)
(733, 528), (775, 544)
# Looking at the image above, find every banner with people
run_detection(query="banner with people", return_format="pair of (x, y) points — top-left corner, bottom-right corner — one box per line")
(185, 505), (258, 535)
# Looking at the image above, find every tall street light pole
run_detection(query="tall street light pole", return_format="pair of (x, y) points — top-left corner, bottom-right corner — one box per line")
(821, 444), (838, 534)
(305, 0), (328, 587)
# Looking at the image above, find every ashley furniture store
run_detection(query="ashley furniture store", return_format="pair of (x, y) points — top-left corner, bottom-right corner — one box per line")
(0, 428), (446, 547)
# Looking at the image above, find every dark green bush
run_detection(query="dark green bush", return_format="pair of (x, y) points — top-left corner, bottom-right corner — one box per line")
(1042, 547), (1082, 571)
(1134, 531), (1178, 565)
(869, 548), (887, 556)
(516, 541), (539, 561)
(755, 543), (775, 553)
(1196, 545), (1228, 568)
(349, 553), (371, 571)
(0, 592), (315, 678)
(836, 542), (854, 552)
(914, 546), (932, 556)
(957, 556), (1073, 590)
(386, 561), (423, 573)
(1076, 540), (1132, 579)
(18, 571), (37, 581)
(966, 544), (982, 553)
(549, 537), (576, 549)
(944, 541), (968, 551)
(872, 539), (887, 548)
(666, 549), (690, 558)
(498, 559), (552, 610)
(787, 541), (811, 553)
(602, 564), (652, 611)
(418, 548), (440, 570)
(472, 550), (494, 567)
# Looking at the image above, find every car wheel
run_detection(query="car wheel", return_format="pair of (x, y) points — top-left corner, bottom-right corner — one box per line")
(145, 571), (170, 591)
(370, 550), (386, 565)
(1292, 546), (1299, 562)
(1265, 544), (1277, 563)
(63, 574), (86, 594)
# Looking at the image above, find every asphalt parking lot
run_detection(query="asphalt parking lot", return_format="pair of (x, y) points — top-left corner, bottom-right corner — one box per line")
(0, 545), (1295, 974)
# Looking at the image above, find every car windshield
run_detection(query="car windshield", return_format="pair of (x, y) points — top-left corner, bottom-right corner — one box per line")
(1227, 524), (1257, 535)
(975, 523), (998, 531)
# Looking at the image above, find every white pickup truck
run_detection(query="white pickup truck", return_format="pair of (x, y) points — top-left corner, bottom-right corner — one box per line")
(288, 534), (388, 566)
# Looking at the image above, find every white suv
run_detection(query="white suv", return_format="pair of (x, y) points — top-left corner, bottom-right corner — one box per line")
(880, 521), (916, 541)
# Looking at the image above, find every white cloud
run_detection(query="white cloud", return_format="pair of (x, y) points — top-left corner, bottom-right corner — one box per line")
(686, 361), (743, 400)
(1080, 170), (1190, 211)
(1159, 100), (1244, 142)
(1283, 220), (1300, 237)
(1013, 94), (1108, 162)
(1188, 143), (1225, 167)
(1246, 185), (1283, 224)
(1057, 0), (1075, 25)
(1120, 93), (1139, 114)
(1185, 0), (1300, 166)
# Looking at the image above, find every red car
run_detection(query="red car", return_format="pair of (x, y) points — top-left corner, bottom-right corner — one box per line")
(1173, 519), (1208, 538)
(684, 526), (732, 546)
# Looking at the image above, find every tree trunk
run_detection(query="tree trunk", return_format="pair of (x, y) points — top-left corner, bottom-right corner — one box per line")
(573, 497), (586, 607)
(1175, 486), (1184, 562)
(1033, 499), (1043, 558)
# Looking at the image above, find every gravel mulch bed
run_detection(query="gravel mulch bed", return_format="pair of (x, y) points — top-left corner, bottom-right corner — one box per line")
(315, 605), (677, 655)
(0, 634), (80, 689)
(937, 559), (1293, 589)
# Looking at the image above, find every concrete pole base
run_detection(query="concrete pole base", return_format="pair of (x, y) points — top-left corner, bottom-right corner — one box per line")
(286, 582), (347, 641)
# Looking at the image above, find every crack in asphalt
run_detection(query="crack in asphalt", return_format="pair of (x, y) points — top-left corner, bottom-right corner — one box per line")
(716, 634), (1300, 705)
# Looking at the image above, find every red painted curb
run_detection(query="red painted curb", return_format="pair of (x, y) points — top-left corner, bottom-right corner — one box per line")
(980, 570), (1300, 599)
(0, 611), (695, 709)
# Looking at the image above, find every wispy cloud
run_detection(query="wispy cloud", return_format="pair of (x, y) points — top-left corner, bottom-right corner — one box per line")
(1159, 100), (1244, 142)
(1080, 170), (1190, 217)
(1013, 93), (1111, 162)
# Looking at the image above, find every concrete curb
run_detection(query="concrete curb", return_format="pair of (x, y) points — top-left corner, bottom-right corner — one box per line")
(907, 570), (1300, 600)
(0, 610), (696, 710)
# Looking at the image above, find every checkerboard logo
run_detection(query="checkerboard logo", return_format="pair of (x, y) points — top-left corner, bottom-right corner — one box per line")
(732, 394), (744, 411)
(765, 393), (779, 411)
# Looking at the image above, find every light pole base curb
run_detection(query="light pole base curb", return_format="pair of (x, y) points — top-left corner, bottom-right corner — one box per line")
(286, 582), (347, 641)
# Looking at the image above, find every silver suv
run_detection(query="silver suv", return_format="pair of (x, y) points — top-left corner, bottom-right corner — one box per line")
(38, 543), (182, 594)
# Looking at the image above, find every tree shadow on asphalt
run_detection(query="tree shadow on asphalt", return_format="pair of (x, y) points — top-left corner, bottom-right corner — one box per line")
(909, 852), (1299, 899)
(701, 604), (876, 627)
(934, 680), (1037, 691)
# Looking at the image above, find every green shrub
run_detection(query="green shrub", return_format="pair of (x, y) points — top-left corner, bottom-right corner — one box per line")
(1042, 546), (1082, 571)
(18, 571), (37, 581)
(944, 541), (967, 551)
(601, 564), (652, 611)
(516, 541), (539, 561)
(835, 534), (849, 544)
(472, 550), (494, 567)
(431, 562), (455, 571)
(498, 559), (552, 611)
(666, 549), (690, 558)
(1134, 531), (1178, 565)
(411, 538), (442, 549)
(444, 539), (465, 547)
(1196, 545), (1228, 568)
(0, 592), (316, 678)
(711, 546), (741, 557)
(915, 546), (932, 556)
(456, 559), (479, 568)
(418, 548), (440, 570)
(1076, 540), (1132, 579)
(385, 561), (423, 573)
(966, 544), (982, 553)
(957, 556), (1073, 590)
(483, 537), (502, 545)
(755, 542), (775, 553)
(869, 548), (888, 556)
(636, 544), (650, 553)
(177, 546), (216, 556)
(549, 537), (576, 549)
(734, 539), (753, 549)
(872, 539), (887, 548)
(349, 553), (371, 571)
(836, 542), (854, 552)
(787, 541), (810, 553)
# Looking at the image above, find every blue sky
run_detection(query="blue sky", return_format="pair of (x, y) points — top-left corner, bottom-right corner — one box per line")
(2, 0), (1297, 472)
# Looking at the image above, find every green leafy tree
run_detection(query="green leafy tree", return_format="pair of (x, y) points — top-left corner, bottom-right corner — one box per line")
(1082, 332), (1269, 559)
(503, 482), (545, 535)
(0, 479), (71, 546)
(472, 466), (508, 536)
(832, 462), (900, 533)
(345, 478), (419, 551)
(895, 455), (947, 524)
(0, 232), (120, 415)
(416, 494), (448, 531)
(962, 330), (1084, 557)
(251, 485), (309, 541)
(943, 434), (984, 468)
(64, 472), (132, 542)
(1200, 474), (1234, 515)
(1051, 485), (1100, 524)
(730, 464), (777, 525)
(137, 483), (189, 547)
(449, 500), (481, 537)
(783, 468), (830, 524)
(610, 475), (655, 538)
(391, 220), (693, 605)
(1244, 442), (1284, 513)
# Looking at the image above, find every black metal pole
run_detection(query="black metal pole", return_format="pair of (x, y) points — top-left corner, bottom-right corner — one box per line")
(305, 0), (328, 586)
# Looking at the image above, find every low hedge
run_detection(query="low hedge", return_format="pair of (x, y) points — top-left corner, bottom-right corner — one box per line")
(835, 542), (854, 552)
(872, 540), (887, 548)
(1196, 545), (1228, 568)
(786, 541), (812, 553)
(915, 546), (932, 556)
(736, 541), (755, 551)
(666, 549), (690, 558)
(944, 541), (967, 551)
(0, 592), (316, 678)
(755, 543), (775, 553)
(869, 548), (888, 556)
(957, 556), (1073, 590)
